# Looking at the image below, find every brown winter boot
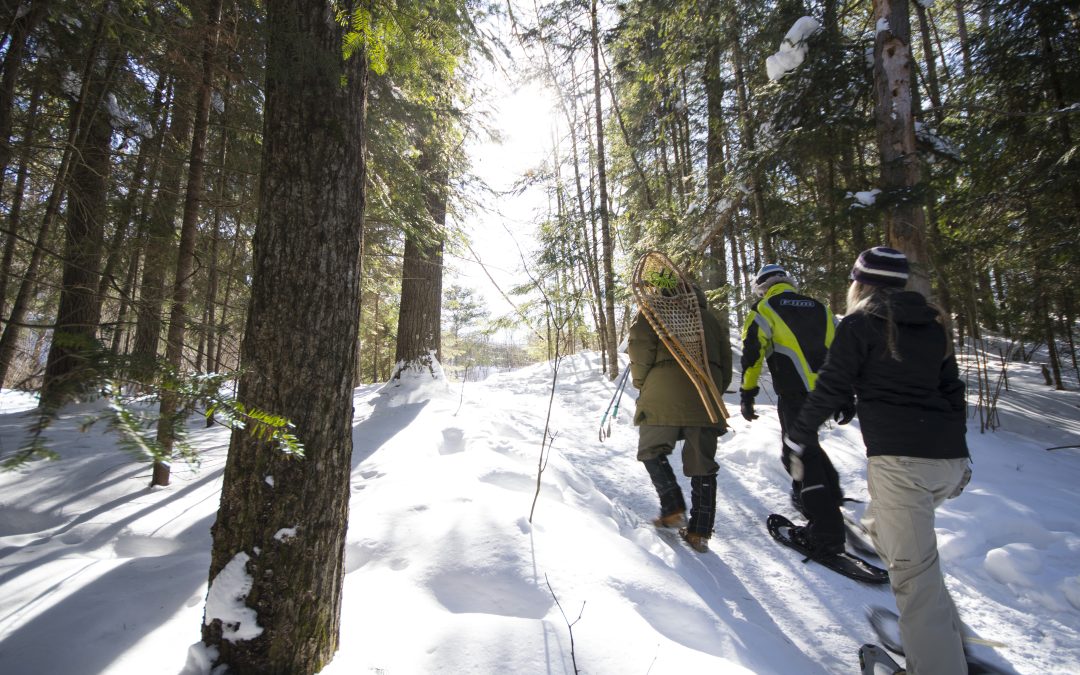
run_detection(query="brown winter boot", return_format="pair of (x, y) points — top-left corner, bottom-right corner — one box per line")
(652, 510), (686, 528)
(678, 527), (709, 553)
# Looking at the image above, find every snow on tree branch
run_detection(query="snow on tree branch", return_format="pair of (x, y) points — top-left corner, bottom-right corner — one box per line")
(766, 16), (821, 81)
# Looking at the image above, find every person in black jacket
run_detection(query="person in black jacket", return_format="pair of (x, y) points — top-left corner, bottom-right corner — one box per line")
(786, 247), (972, 675)
(739, 264), (853, 554)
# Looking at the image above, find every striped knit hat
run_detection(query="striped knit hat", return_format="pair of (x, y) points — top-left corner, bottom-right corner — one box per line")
(850, 247), (909, 287)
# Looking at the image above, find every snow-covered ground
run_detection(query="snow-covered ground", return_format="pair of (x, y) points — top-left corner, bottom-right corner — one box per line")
(0, 338), (1078, 674)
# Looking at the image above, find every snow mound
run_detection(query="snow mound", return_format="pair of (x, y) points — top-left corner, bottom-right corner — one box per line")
(985, 543), (1042, 587)
(379, 353), (453, 406)
(0, 389), (39, 413)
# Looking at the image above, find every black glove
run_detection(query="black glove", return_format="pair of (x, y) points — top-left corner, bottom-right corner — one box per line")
(833, 398), (856, 425)
(739, 387), (759, 422)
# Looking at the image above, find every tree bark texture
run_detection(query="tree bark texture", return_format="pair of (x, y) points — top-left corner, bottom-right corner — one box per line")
(0, 13), (104, 386)
(873, 0), (933, 297)
(394, 240), (443, 365)
(40, 36), (122, 405)
(394, 154), (446, 369)
(202, 0), (367, 672)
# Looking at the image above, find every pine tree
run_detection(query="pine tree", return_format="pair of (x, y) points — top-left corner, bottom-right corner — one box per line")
(201, 1), (369, 670)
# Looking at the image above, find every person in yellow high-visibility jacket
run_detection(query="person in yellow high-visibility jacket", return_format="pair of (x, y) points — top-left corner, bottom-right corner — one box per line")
(740, 264), (854, 555)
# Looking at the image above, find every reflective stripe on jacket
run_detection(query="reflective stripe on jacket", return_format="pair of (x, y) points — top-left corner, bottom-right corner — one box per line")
(740, 283), (836, 395)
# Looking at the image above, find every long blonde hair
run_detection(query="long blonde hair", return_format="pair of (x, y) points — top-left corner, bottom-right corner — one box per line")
(845, 281), (954, 359)
(846, 282), (902, 360)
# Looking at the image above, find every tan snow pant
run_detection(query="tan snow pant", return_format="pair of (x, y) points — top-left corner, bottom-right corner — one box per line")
(863, 455), (971, 675)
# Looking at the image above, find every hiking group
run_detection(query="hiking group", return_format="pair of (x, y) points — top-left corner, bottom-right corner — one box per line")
(627, 246), (973, 675)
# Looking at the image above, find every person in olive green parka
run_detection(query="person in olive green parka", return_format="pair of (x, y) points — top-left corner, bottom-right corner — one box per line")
(628, 284), (732, 552)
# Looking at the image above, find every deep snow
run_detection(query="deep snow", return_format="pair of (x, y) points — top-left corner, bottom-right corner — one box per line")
(1, 337), (1079, 674)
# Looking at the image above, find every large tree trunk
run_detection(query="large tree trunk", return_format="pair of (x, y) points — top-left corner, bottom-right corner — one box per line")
(394, 151), (446, 371)
(873, 0), (933, 297)
(590, 0), (619, 380)
(0, 15), (103, 386)
(40, 39), (122, 406)
(152, 0), (224, 487)
(201, 0), (367, 671)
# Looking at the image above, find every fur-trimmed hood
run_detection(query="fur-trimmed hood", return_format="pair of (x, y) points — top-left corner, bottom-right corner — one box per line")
(753, 274), (796, 298)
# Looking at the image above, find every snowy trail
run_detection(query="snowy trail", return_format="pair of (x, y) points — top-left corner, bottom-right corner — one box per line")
(1, 345), (1079, 674)
(475, 352), (892, 673)
(449, 348), (1080, 674)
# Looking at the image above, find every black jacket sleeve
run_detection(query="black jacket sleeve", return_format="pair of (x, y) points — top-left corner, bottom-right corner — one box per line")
(788, 314), (867, 444)
(939, 352), (965, 412)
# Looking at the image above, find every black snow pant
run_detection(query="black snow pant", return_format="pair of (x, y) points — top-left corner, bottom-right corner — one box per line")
(639, 425), (720, 537)
(777, 391), (845, 546)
